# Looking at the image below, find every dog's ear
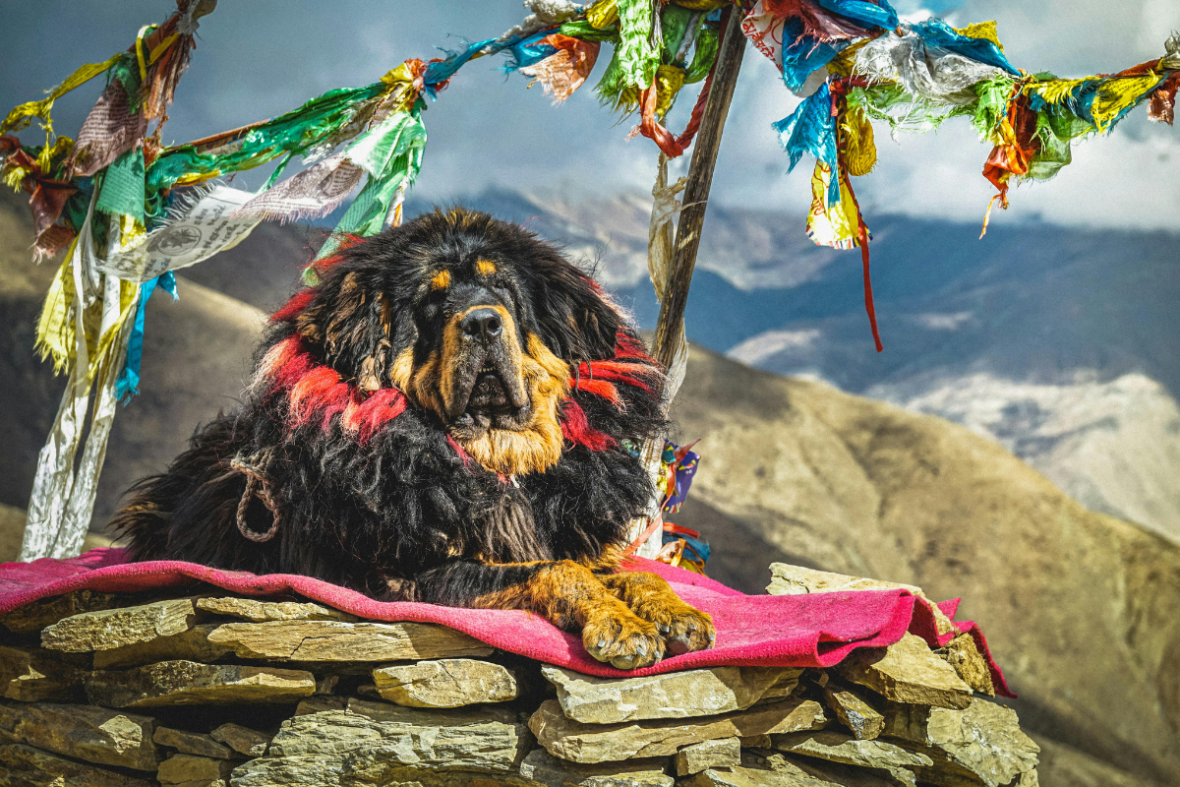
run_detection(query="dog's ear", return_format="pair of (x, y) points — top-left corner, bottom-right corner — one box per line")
(526, 259), (622, 363)
(294, 270), (417, 393)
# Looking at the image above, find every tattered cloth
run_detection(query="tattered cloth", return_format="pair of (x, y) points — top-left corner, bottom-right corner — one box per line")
(0, 548), (1011, 693)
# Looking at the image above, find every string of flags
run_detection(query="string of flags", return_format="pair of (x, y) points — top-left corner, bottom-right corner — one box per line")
(2, 0), (1177, 559)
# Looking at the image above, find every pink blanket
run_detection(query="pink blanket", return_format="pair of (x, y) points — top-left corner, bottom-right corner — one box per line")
(0, 549), (1011, 695)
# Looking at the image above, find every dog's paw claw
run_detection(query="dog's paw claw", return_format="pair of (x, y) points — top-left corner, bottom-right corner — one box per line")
(654, 606), (716, 656)
(583, 608), (664, 670)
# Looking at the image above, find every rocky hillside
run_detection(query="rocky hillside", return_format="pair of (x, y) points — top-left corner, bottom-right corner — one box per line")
(1, 189), (1177, 785)
(669, 344), (1180, 786)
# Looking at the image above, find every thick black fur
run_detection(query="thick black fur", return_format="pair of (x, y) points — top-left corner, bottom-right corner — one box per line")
(113, 209), (666, 603)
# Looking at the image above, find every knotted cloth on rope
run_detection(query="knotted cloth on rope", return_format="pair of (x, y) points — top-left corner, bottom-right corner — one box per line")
(745, 3), (1178, 349)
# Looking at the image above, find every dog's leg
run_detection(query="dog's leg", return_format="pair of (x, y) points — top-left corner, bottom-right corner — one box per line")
(416, 560), (665, 670)
(598, 572), (716, 656)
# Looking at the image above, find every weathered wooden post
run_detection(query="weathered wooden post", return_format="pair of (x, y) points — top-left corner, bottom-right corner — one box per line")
(630, 9), (747, 558)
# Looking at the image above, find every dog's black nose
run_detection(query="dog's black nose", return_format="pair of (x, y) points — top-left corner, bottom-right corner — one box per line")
(461, 308), (503, 345)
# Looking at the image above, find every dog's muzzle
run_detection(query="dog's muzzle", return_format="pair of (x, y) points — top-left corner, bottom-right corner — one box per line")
(447, 306), (530, 430)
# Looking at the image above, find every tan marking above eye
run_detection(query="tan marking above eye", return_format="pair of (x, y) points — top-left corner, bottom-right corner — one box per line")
(430, 270), (451, 290)
(475, 259), (497, 277)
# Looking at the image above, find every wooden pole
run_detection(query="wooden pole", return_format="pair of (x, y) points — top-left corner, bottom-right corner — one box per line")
(651, 9), (747, 378)
(629, 10), (747, 558)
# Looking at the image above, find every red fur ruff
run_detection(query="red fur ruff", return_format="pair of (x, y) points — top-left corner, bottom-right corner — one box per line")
(262, 335), (407, 443)
(561, 399), (616, 451)
(271, 289), (315, 323)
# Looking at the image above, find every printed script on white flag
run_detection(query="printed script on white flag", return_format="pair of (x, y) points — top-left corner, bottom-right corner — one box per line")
(97, 185), (263, 282)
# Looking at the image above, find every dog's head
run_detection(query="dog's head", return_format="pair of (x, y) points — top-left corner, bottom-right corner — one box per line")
(269, 208), (632, 476)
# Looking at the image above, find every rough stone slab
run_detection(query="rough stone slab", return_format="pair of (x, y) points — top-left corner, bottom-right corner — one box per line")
(741, 734), (773, 749)
(0, 701), (159, 771)
(838, 633), (972, 709)
(41, 599), (195, 653)
(93, 624), (233, 670)
(295, 695), (348, 715)
(745, 749), (912, 787)
(763, 670), (805, 701)
(530, 697), (826, 764)
(0, 645), (81, 703)
(0, 590), (122, 635)
(939, 634), (995, 697)
(210, 723), (270, 757)
(675, 737), (741, 776)
(158, 753), (235, 785)
(767, 564), (956, 638)
(542, 664), (802, 724)
(85, 660), (316, 708)
(823, 684), (884, 740)
(195, 597), (355, 622)
(152, 727), (235, 759)
(773, 731), (930, 784)
(0, 741), (155, 787)
(682, 763), (836, 787)
(520, 749), (673, 787)
(232, 697), (530, 786)
(880, 699), (1040, 787)
(373, 658), (518, 708)
(205, 620), (493, 661)
(233, 761), (534, 787)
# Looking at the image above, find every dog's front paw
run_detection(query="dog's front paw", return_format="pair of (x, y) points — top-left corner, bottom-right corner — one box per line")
(582, 605), (665, 670)
(657, 604), (716, 656)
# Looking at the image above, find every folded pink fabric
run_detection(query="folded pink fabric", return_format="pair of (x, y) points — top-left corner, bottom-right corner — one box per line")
(0, 548), (1011, 695)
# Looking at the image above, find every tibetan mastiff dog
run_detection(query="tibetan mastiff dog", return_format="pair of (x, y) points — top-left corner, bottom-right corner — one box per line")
(113, 208), (714, 669)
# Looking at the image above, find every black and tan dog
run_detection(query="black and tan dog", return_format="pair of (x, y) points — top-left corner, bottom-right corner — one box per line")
(113, 208), (714, 669)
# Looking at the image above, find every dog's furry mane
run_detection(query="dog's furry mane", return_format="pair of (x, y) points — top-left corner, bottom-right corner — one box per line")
(113, 208), (666, 600)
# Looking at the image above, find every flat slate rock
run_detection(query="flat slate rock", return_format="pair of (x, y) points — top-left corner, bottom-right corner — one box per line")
(0, 700), (160, 771)
(232, 697), (531, 786)
(530, 697), (826, 764)
(195, 597), (354, 622)
(0, 741), (155, 787)
(93, 624), (233, 670)
(0, 590), (122, 636)
(0, 645), (81, 703)
(372, 658), (519, 708)
(823, 684), (885, 741)
(940, 634), (995, 697)
(541, 664), (802, 724)
(210, 723), (270, 757)
(743, 750), (910, 787)
(519, 748), (673, 787)
(41, 599), (195, 653)
(774, 730), (932, 784)
(157, 753), (235, 785)
(204, 620), (493, 661)
(675, 737), (742, 777)
(85, 660), (316, 708)
(152, 727), (235, 759)
(881, 699), (1040, 787)
(838, 633), (972, 710)
(766, 565), (956, 639)
(682, 763), (837, 787)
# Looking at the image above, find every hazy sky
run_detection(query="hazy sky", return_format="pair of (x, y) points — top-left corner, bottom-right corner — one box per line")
(2, 1), (1177, 233)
